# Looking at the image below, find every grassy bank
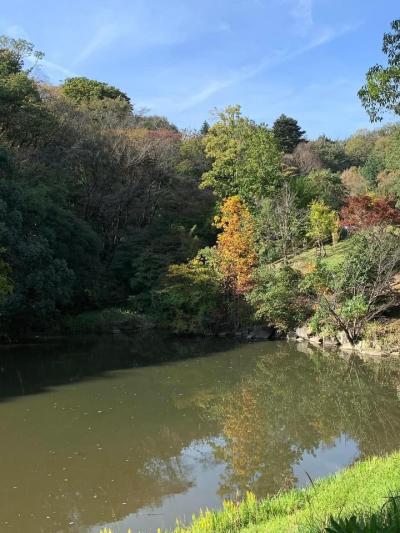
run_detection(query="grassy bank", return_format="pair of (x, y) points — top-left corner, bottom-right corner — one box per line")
(101, 451), (400, 532)
(170, 451), (400, 532)
(290, 238), (354, 274)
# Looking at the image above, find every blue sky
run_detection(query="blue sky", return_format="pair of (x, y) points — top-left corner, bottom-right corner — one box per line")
(1, 1), (399, 138)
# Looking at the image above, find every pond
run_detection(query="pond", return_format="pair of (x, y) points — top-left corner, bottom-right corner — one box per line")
(0, 334), (399, 533)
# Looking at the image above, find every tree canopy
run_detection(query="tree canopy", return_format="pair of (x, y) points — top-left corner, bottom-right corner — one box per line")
(359, 19), (400, 122)
(272, 114), (305, 153)
(201, 105), (283, 205)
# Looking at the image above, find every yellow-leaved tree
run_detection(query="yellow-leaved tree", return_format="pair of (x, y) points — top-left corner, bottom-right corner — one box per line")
(214, 196), (257, 296)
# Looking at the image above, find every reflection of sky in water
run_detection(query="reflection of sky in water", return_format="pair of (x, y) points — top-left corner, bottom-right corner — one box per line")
(293, 433), (359, 488)
(94, 434), (359, 533)
(91, 439), (225, 533)
(1, 337), (399, 533)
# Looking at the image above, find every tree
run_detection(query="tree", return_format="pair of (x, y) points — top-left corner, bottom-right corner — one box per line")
(359, 19), (400, 121)
(0, 36), (50, 147)
(341, 167), (368, 196)
(62, 76), (132, 109)
(340, 195), (400, 233)
(304, 229), (400, 343)
(156, 248), (222, 334)
(0, 179), (101, 333)
(345, 130), (379, 167)
(272, 114), (305, 153)
(201, 106), (282, 205)
(200, 120), (210, 135)
(307, 201), (339, 255)
(310, 135), (351, 172)
(258, 182), (306, 263)
(247, 265), (308, 331)
(380, 125), (400, 173)
(0, 35), (44, 74)
(285, 141), (323, 175)
(132, 113), (178, 131)
(214, 196), (257, 295)
(361, 152), (384, 187)
(304, 168), (345, 210)
(176, 132), (211, 179)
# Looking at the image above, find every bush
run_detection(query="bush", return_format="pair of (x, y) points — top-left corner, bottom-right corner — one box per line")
(303, 229), (400, 344)
(363, 319), (400, 353)
(247, 265), (308, 331)
(155, 248), (223, 334)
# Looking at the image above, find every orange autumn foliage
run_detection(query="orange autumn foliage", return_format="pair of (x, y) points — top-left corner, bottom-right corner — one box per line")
(214, 196), (257, 295)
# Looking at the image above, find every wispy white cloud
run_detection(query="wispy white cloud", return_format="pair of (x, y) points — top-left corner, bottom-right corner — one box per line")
(1, 24), (74, 82)
(73, 23), (121, 65)
(35, 59), (75, 81)
(171, 22), (359, 113)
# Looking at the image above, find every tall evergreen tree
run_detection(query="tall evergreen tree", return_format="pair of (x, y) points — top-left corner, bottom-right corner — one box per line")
(200, 120), (210, 135)
(272, 114), (305, 153)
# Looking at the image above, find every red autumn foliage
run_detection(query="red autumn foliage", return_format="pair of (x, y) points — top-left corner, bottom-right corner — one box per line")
(340, 195), (400, 232)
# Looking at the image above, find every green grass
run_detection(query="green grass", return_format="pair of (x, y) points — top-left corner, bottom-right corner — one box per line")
(324, 496), (400, 532)
(63, 307), (139, 333)
(291, 238), (354, 274)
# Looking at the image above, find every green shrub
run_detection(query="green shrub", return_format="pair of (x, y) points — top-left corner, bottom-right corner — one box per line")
(247, 265), (308, 331)
(154, 248), (223, 334)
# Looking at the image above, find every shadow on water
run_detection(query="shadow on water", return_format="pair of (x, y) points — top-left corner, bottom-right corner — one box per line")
(0, 332), (237, 402)
(0, 335), (399, 533)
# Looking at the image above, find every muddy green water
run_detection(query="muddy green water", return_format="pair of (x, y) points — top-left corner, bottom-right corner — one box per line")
(0, 334), (400, 533)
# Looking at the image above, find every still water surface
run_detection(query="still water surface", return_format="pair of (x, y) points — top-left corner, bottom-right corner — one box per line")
(0, 334), (400, 533)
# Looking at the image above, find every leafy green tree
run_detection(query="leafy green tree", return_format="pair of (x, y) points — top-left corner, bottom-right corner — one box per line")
(361, 152), (385, 187)
(176, 132), (211, 179)
(0, 180), (101, 333)
(0, 36), (50, 147)
(201, 105), (282, 205)
(0, 35), (44, 74)
(359, 19), (400, 121)
(310, 135), (352, 172)
(62, 76), (132, 108)
(303, 229), (400, 343)
(155, 248), (222, 334)
(307, 201), (339, 255)
(304, 169), (345, 210)
(132, 113), (178, 131)
(345, 130), (379, 167)
(272, 114), (305, 153)
(380, 125), (400, 173)
(247, 265), (308, 331)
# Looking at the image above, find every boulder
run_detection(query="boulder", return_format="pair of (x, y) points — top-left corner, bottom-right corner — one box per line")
(247, 325), (274, 340)
(337, 331), (355, 351)
(295, 326), (312, 340)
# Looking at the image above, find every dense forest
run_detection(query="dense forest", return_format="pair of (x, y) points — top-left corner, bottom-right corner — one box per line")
(1, 20), (400, 349)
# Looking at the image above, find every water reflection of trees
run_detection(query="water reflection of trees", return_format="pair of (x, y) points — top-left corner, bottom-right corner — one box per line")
(206, 344), (400, 499)
(1, 338), (399, 532)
